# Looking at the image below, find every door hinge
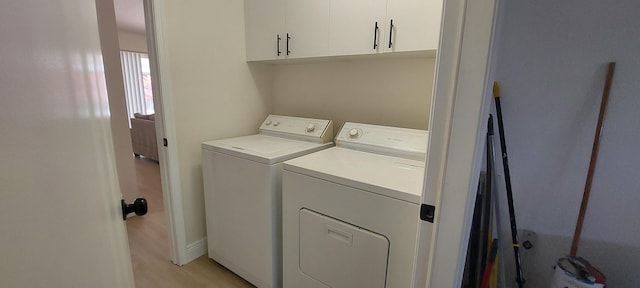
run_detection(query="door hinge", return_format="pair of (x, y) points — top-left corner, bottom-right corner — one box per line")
(163, 138), (168, 147)
(420, 204), (435, 223)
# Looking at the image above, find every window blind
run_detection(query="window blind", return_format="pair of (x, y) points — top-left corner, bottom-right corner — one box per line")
(120, 51), (153, 126)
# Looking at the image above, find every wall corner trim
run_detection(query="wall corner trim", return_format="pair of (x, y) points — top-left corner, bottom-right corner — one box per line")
(184, 238), (208, 265)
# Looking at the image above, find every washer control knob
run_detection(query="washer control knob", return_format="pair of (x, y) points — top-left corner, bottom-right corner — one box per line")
(265, 120), (272, 125)
(273, 121), (280, 127)
(306, 124), (315, 132)
(348, 129), (360, 138)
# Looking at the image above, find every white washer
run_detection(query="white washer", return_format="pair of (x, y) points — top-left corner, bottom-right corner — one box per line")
(202, 115), (334, 288)
(282, 122), (431, 288)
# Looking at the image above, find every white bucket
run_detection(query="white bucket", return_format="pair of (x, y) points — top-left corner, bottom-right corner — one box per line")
(550, 257), (605, 288)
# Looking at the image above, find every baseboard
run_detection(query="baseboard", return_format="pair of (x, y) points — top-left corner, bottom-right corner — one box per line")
(185, 238), (208, 264)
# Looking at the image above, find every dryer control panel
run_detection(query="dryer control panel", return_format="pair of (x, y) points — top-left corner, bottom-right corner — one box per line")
(260, 115), (333, 143)
(336, 122), (429, 161)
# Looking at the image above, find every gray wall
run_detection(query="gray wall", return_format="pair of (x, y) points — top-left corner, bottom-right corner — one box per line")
(492, 0), (640, 286)
(273, 57), (435, 134)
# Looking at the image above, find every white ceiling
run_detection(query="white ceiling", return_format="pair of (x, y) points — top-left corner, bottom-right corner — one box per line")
(113, 0), (146, 34)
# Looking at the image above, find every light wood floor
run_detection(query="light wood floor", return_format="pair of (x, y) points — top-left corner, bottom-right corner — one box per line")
(126, 157), (255, 288)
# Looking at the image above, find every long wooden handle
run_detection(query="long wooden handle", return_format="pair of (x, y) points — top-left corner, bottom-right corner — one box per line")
(570, 62), (616, 256)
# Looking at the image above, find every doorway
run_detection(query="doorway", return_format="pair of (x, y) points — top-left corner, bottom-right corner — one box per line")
(111, 0), (172, 280)
(107, 1), (255, 287)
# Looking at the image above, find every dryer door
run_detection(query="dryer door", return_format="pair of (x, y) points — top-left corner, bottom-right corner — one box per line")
(299, 209), (389, 288)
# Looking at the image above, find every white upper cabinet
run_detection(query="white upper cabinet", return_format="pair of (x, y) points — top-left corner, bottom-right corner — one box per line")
(284, 0), (330, 59)
(384, 0), (443, 52)
(329, 0), (388, 56)
(244, 0), (442, 61)
(244, 0), (328, 60)
(245, 0), (285, 61)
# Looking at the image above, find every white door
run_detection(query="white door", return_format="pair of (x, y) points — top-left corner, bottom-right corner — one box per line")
(284, 0), (330, 58)
(329, 0), (387, 56)
(245, 0), (285, 61)
(384, 0), (443, 52)
(0, 1), (135, 287)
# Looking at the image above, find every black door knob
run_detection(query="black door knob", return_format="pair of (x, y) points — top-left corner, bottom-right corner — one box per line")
(121, 198), (148, 220)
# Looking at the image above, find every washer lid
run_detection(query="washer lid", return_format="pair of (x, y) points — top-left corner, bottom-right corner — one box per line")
(284, 147), (425, 204)
(202, 134), (333, 164)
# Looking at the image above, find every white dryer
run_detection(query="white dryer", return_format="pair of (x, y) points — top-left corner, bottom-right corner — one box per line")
(202, 115), (333, 288)
(282, 122), (431, 288)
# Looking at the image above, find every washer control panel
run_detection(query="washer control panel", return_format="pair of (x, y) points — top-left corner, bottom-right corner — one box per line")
(260, 115), (333, 143)
(336, 122), (429, 160)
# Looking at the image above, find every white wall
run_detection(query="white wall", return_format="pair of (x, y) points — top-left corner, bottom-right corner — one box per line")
(96, 0), (138, 202)
(273, 57), (435, 132)
(493, 0), (640, 286)
(157, 0), (273, 245)
(118, 30), (148, 53)
(154, 0), (432, 260)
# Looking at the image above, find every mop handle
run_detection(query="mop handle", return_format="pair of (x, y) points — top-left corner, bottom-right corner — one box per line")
(493, 82), (525, 288)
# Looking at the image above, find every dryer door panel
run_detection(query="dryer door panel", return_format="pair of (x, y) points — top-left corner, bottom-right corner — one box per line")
(299, 209), (389, 288)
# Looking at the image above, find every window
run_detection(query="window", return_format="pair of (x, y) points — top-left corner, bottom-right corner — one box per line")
(121, 51), (154, 126)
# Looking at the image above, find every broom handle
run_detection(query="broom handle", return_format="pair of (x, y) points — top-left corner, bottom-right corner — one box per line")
(570, 62), (616, 256)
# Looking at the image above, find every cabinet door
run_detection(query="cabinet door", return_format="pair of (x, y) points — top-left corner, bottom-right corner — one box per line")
(284, 0), (330, 58)
(384, 0), (443, 52)
(329, 0), (387, 56)
(245, 0), (285, 61)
